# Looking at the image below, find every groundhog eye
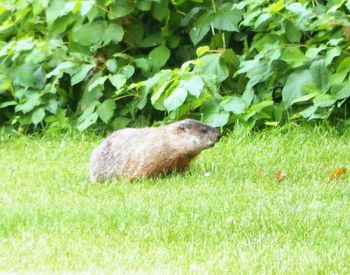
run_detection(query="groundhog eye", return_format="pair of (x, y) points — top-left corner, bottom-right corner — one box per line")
(200, 129), (208, 134)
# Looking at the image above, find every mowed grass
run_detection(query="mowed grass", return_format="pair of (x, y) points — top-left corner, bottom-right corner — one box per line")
(1, 126), (350, 273)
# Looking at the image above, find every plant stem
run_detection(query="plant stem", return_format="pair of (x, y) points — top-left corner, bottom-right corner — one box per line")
(211, 0), (216, 13)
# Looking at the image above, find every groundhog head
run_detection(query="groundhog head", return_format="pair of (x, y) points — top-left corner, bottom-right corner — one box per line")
(171, 119), (221, 154)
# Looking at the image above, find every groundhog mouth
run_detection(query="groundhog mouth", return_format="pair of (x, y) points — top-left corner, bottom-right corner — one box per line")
(208, 142), (218, 148)
(207, 134), (222, 148)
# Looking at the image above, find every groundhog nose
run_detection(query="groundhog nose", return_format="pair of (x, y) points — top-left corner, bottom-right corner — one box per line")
(216, 133), (222, 141)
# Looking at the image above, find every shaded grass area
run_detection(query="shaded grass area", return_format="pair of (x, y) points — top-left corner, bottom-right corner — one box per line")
(1, 126), (350, 273)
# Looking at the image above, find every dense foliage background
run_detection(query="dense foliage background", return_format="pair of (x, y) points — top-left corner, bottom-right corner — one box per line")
(1, 0), (350, 132)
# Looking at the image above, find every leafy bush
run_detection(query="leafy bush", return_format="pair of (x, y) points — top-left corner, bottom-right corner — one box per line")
(1, 0), (350, 131)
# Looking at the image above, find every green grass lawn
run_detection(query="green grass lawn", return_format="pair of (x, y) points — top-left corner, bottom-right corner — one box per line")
(1, 126), (350, 273)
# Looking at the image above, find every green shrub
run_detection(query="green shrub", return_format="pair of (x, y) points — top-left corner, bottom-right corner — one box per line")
(1, 0), (350, 131)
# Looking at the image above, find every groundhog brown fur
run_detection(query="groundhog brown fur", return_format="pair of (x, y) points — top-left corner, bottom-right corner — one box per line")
(89, 119), (221, 182)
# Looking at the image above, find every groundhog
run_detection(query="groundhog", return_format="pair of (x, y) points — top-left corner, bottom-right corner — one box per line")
(89, 119), (221, 182)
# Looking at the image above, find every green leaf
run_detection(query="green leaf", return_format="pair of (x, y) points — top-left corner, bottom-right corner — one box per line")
(335, 57), (350, 72)
(71, 64), (94, 85)
(282, 70), (313, 107)
(200, 53), (229, 82)
(252, 34), (280, 52)
(336, 84), (350, 100)
(152, 0), (169, 21)
(268, 0), (284, 13)
(71, 22), (106, 46)
(137, 0), (152, 11)
(149, 45), (171, 70)
(151, 88), (168, 111)
(254, 13), (272, 30)
(97, 99), (116, 123)
(80, 0), (94, 16)
(325, 47), (341, 66)
(150, 72), (173, 106)
(220, 96), (246, 114)
(0, 75), (11, 91)
(171, 0), (186, 5)
(346, 0), (350, 12)
(46, 1), (66, 25)
(163, 87), (188, 112)
(13, 64), (36, 88)
(102, 23), (124, 45)
(49, 15), (76, 36)
(245, 60), (271, 87)
(77, 112), (98, 131)
(190, 12), (214, 45)
(221, 49), (239, 69)
(265, 121), (279, 127)
(111, 117), (131, 130)
(302, 82), (320, 94)
(32, 108), (45, 126)
(24, 47), (46, 65)
(32, 0), (48, 15)
(33, 66), (47, 90)
(237, 59), (260, 75)
(240, 9), (260, 27)
(15, 38), (35, 52)
(0, 101), (16, 109)
(123, 23), (145, 47)
(196, 46), (210, 57)
(47, 99), (59, 114)
(168, 35), (180, 49)
(286, 2), (308, 14)
(244, 100), (274, 120)
(105, 59), (118, 73)
(201, 99), (220, 116)
(204, 113), (229, 127)
(291, 93), (318, 105)
(305, 45), (326, 59)
(281, 47), (305, 68)
(88, 76), (108, 91)
(109, 0), (133, 19)
(120, 65), (135, 78)
(140, 32), (163, 48)
(134, 57), (150, 73)
(330, 70), (350, 85)
(300, 105), (318, 119)
(47, 61), (75, 79)
(329, 57), (350, 85)
(78, 103), (97, 121)
(310, 60), (329, 91)
(15, 94), (41, 114)
(242, 86), (255, 105)
(285, 21), (301, 43)
(212, 4), (241, 32)
(182, 75), (204, 97)
(109, 74), (127, 90)
(313, 95), (336, 108)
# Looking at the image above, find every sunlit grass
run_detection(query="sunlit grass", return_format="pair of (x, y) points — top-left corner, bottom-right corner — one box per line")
(1, 126), (350, 273)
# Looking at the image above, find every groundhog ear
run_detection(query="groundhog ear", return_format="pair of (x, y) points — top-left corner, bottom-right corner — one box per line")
(172, 125), (185, 135)
(178, 125), (186, 131)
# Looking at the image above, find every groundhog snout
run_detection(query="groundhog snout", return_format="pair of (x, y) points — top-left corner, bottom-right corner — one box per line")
(207, 131), (221, 148)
